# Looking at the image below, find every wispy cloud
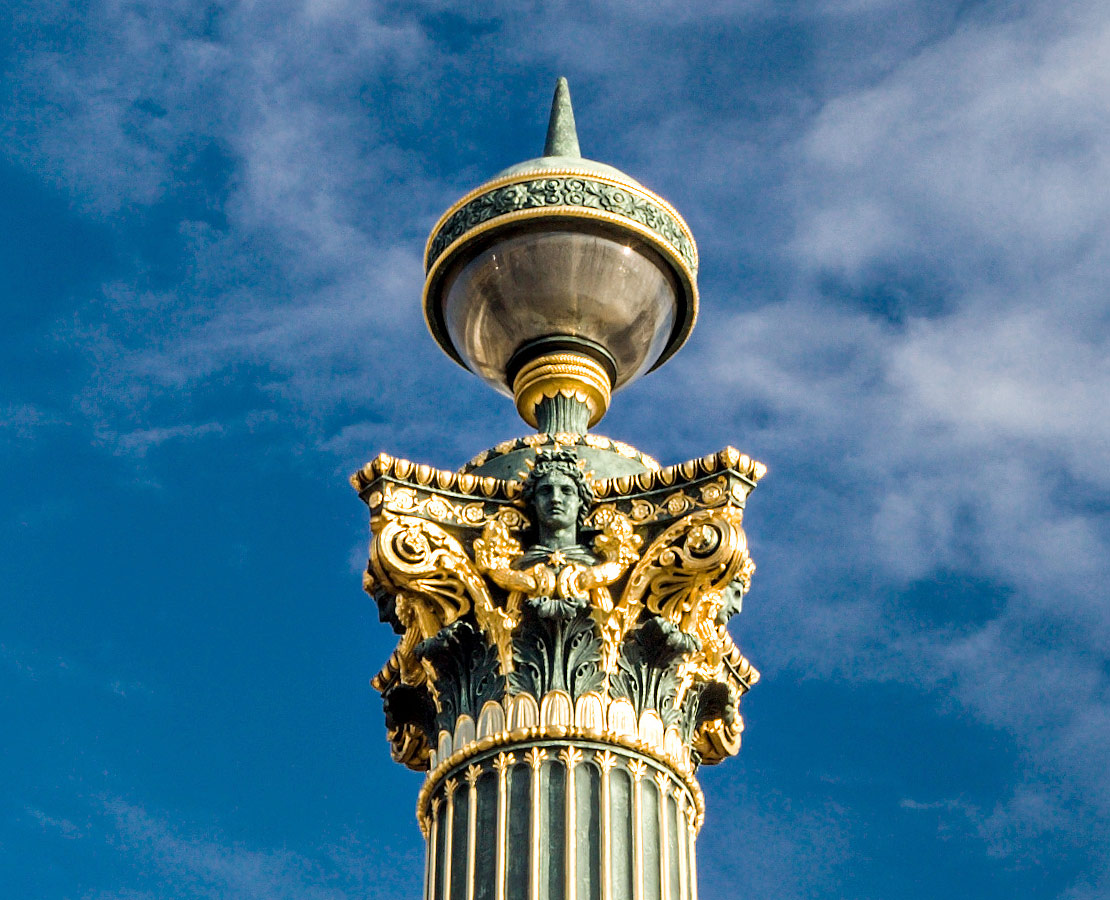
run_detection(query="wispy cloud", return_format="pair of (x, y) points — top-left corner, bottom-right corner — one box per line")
(0, 402), (67, 443)
(101, 421), (223, 457)
(700, 783), (852, 900)
(642, 2), (1110, 892)
(570, 2), (1110, 894)
(1, 640), (152, 699)
(78, 798), (419, 900)
(3, 0), (1108, 897)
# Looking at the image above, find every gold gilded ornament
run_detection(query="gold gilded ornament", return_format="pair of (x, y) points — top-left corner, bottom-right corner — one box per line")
(370, 515), (493, 686)
(620, 507), (750, 633)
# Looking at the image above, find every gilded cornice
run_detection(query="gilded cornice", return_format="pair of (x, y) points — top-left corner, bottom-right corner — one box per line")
(356, 441), (765, 785)
(351, 444), (766, 505)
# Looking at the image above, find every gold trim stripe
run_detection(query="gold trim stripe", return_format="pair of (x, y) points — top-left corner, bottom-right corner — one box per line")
(465, 766), (480, 900)
(561, 748), (580, 900)
(675, 792), (688, 900)
(494, 753), (513, 900)
(443, 780), (457, 900)
(527, 748), (546, 900)
(630, 761), (645, 900)
(429, 799), (441, 900)
(656, 772), (671, 900)
(598, 752), (616, 900)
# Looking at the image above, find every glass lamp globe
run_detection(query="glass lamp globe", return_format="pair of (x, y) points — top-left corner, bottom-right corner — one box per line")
(440, 222), (682, 393)
(422, 79), (698, 429)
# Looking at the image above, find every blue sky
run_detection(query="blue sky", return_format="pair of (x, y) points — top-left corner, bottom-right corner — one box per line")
(3, 1), (1108, 898)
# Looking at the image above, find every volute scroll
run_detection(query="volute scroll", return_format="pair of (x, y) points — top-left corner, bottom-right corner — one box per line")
(359, 444), (763, 772)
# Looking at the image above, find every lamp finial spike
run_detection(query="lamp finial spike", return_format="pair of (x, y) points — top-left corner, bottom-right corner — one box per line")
(544, 77), (581, 157)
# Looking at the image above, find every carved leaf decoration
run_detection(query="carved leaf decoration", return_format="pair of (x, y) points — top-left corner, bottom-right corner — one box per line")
(610, 616), (700, 727)
(613, 507), (754, 719)
(416, 620), (505, 734)
(563, 613), (606, 698)
(590, 507), (643, 567)
(507, 616), (549, 698)
(508, 600), (604, 700)
(472, 518), (525, 572)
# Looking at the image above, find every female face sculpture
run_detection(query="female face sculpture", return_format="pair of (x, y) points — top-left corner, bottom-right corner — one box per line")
(532, 470), (581, 542)
(521, 451), (594, 552)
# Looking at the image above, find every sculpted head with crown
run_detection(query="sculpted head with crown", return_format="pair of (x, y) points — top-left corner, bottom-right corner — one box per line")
(519, 449), (594, 558)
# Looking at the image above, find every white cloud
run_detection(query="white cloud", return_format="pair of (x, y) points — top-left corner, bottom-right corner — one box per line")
(794, 1), (1110, 282)
(626, 2), (1110, 891)
(3, 0), (449, 447)
(5, 0), (1109, 894)
(81, 798), (420, 900)
(103, 421), (223, 457)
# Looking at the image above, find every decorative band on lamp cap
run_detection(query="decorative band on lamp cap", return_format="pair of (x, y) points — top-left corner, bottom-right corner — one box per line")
(422, 168), (700, 375)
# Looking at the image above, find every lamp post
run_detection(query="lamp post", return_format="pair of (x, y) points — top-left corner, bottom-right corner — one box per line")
(353, 78), (765, 900)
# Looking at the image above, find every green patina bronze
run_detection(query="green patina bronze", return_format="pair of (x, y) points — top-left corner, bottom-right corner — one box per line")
(366, 445), (758, 760)
(354, 78), (765, 900)
(544, 77), (581, 157)
(425, 175), (698, 275)
(361, 438), (760, 900)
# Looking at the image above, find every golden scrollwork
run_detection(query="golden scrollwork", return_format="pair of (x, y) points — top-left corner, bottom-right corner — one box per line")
(472, 507), (643, 674)
(617, 507), (754, 708)
(359, 441), (764, 783)
(692, 716), (743, 764)
(376, 483), (530, 531)
(621, 507), (749, 632)
(387, 722), (433, 769)
(370, 515), (495, 685)
(469, 519), (527, 674)
(472, 518), (525, 573)
(581, 507), (644, 672)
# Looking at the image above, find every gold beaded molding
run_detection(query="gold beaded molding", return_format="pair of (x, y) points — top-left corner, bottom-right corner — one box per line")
(351, 445), (767, 500)
(512, 351), (612, 428)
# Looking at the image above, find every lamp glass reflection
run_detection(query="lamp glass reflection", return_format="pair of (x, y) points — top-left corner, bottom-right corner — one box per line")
(440, 227), (679, 395)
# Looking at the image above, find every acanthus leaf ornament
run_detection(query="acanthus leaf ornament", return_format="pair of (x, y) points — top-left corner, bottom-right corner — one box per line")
(356, 444), (762, 773)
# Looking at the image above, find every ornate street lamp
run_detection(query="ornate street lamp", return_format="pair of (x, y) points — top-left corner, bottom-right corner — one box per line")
(353, 79), (765, 900)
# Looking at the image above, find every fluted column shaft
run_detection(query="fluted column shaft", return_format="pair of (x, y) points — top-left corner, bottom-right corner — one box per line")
(423, 740), (698, 900)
